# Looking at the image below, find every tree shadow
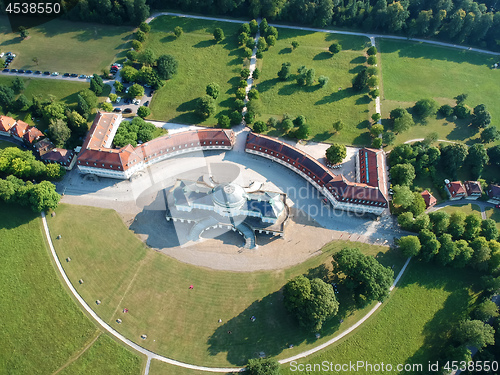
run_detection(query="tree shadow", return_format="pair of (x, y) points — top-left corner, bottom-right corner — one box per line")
(350, 56), (367, 64)
(279, 47), (292, 54)
(349, 65), (365, 74)
(315, 88), (355, 105)
(176, 98), (198, 112)
(312, 131), (332, 143)
(278, 82), (302, 96)
(446, 119), (475, 141)
(160, 35), (176, 43)
(228, 57), (242, 66)
(313, 51), (332, 61)
(218, 97), (234, 109)
(352, 131), (372, 146)
(305, 264), (331, 282)
(357, 119), (370, 129)
(324, 33), (369, 51)
(257, 78), (280, 93)
(355, 95), (371, 106)
(193, 39), (215, 49)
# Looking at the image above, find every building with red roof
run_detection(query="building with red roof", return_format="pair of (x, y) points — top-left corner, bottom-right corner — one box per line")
(9, 120), (30, 140)
(0, 115), (16, 136)
(23, 126), (44, 144)
(41, 148), (77, 170)
(445, 180), (466, 200)
(464, 181), (482, 200)
(77, 112), (236, 179)
(245, 132), (388, 215)
(421, 190), (437, 208)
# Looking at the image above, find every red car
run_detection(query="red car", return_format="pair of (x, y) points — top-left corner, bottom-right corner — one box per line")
(496, 204), (500, 209)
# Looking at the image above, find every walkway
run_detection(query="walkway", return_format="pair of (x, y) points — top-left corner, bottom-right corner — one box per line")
(428, 199), (494, 219)
(42, 209), (411, 374)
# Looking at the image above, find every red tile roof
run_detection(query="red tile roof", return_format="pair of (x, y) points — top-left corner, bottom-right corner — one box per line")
(82, 112), (121, 150)
(23, 126), (44, 144)
(10, 120), (29, 138)
(446, 181), (466, 197)
(421, 190), (437, 208)
(0, 116), (16, 132)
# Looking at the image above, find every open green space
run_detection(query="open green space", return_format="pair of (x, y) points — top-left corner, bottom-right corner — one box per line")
(378, 39), (500, 146)
(257, 30), (373, 145)
(439, 203), (482, 217)
(485, 207), (500, 230)
(0, 140), (17, 149)
(145, 16), (245, 125)
(280, 260), (479, 375)
(0, 16), (132, 74)
(0, 202), (143, 374)
(48, 203), (405, 367)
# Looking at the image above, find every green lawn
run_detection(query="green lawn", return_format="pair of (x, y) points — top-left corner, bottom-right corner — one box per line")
(439, 203), (482, 217)
(145, 16), (245, 125)
(378, 39), (500, 146)
(257, 30), (373, 145)
(0, 16), (132, 74)
(485, 207), (500, 230)
(0, 140), (18, 149)
(280, 261), (479, 375)
(48, 203), (405, 367)
(0, 202), (143, 374)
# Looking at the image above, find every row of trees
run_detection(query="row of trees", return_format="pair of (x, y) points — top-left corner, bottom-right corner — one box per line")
(143, 0), (500, 51)
(0, 175), (60, 212)
(121, 53), (177, 89)
(283, 247), (394, 332)
(0, 147), (65, 181)
(113, 117), (157, 147)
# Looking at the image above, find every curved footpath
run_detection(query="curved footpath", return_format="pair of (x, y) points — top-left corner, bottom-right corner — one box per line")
(42, 211), (411, 374)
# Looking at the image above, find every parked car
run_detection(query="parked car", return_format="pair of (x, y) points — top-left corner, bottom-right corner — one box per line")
(112, 63), (122, 68)
(18, 69), (25, 73)
(114, 96), (122, 103)
(43, 71), (50, 75)
(51, 72), (59, 76)
(71, 73), (78, 77)
(496, 204), (500, 210)
(132, 99), (140, 105)
(123, 108), (133, 114)
(113, 108), (122, 112)
(63, 73), (70, 77)
(144, 101), (149, 107)
(79, 74), (86, 79)
(2, 68), (8, 72)
(10, 69), (18, 73)
(34, 71), (41, 74)
(25, 70), (32, 74)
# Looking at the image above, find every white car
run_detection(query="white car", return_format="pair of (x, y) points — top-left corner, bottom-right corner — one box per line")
(132, 99), (140, 105)
(112, 63), (122, 68)
(51, 72), (59, 76)
(115, 96), (122, 103)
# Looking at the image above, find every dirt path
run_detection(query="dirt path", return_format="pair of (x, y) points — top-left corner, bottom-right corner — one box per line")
(52, 331), (101, 375)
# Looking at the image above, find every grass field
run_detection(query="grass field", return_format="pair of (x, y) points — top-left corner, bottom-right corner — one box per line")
(0, 202), (143, 374)
(0, 140), (17, 149)
(485, 207), (500, 230)
(439, 203), (482, 217)
(378, 39), (500, 146)
(47, 203), (406, 367)
(256, 30), (373, 145)
(279, 260), (479, 375)
(0, 16), (132, 74)
(145, 16), (245, 125)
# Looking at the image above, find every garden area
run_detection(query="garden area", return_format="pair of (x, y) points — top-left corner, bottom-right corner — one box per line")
(47, 203), (406, 367)
(0, 16), (132, 73)
(0, 202), (144, 375)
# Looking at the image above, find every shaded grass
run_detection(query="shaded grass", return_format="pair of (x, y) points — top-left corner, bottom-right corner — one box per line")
(378, 39), (500, 146)
(484, 207), (500, 230)
(0, 202), (97, 374)
(257, 30), (372, 145)
(58, 335), (143, 375)
(281, 261), (479, 374)
(48, 203), (405, 367)
(0, 140), (18, 149)
(0, 16), (132, 74)
(145, 16), (245, 125)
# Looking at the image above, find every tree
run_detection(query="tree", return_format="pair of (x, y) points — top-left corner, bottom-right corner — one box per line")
(14, 94), (30, 112)
(449, 211), (466, 240)
(229, 110), (242, 125)
(398, 211), (414, 231)
(266, 35), (277, 47)
(278, 62), (291, 81)
(67, 111), (87, 136)
(243, 47), (253, 59)
(481, 126), (500, 143)
(471, 104), (491, 129)
(196, 95), (216, 119)
(249, 19), (259, 35)
(454, 104), (470, 119)
(253, 68), (260, 80)
(438, 233), (458, 266)
(441, 143), (468, 178)
(392, 185), (414, 208)
(464, 214), (483, 241)
(131, 40), (142, 51)
(139, 22), (151, 33)
(352, 67), (369, 91)
(326, 144), (346, 164)
(238, 32), (249, 46)
(28, 181), (60, 212)
(304, 68), (315, 86)
(295, 124), (310, 140)
(367, 46), (377, 55)
(128, 84), (144, 98)
(246, 358), (281, 375)
(372, 138), (383, 148)
(453, 320), (495, 349)
(218, 115), (230, 129)
(399, 236), (421, 257)
(19, 26), (29, 39)
(120, 66), (138, 83)
(419, 229), (440, 262)
(206, 83), (220, 100)
(32, 57), (39, 66)
(282, 118), (293, 133)
(48, 119), (71, 147)
(213, 28), (224, 42)
(407, 192), (426, 217)
(470, 237), (492, 271)
(291, 40), (299, 50)
(482, 219), (499, 241)
(329, 42), (342, 55)
(135, 30), (146, 42)
(393, 110), (414, 133)
(240, 23), (251, 35)
(12, 77), (25, 93)
(90, 76), (104, 96)
(387, 1), (409, 32)
(42, 102), (67, 123)
(236, 88), (246, 100)
(137, 106), (150, 118)
(390, 163), (415, 186)
(241, 68), (251, 79)
(174, 26), (183, 38)
(466, 144), (489, 179)
(101, 102), (113, 112)
(367, 56), (377, 65)
(253, 121), (267, 133)
(430, 211), (450, 236)
(248, 88), (259, 100)
(473, 300), (499, 322)
(156, 54), (178, 80)
(439, 104), (454, 117)
(332, 120), (344, 133)
(413, 98), (438, 119)
(383, 132), (396, 145)
(488, 145), (500, 167)
(370, 89), (380, 99)
(454, 239), (474, 268)
(139, 48), (156, 66)
(257, 37), (267, 52)
(332, 247), (394, 305)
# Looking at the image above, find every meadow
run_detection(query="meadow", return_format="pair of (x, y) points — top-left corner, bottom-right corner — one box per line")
(0, 16), (132, 74)
(144, 16), (245, 126)
(256, 30), (373, 145)
(378, 39), (500, 146)
(0, 202), (143, 374)
(47, 203), (405, 367)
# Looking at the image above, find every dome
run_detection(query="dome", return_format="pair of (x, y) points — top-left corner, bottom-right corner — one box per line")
(212, 183), (246, 209)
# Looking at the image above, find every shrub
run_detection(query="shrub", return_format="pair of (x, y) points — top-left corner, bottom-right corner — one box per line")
(241, 68), (251, 79)
(253, 121), (267, 133)
(131, 40), (142, 51)
(195, 95), (216, 119)
(367, 55), (377, 65)
(370, 89), (380, 98)
(267, 117), (278, 128)
(135, 30), (146, 42)
(206, 82), (220, 99)
(236, 88), (246, 100)
(174, 26), (183, 38)
(329, 42), (342, 54)
(213, 28), (224, 42)
(318, 75), (329, 87)
(218, 115), (231, 128)
(291, 40), (299, 49)
(139, 22), (151, 33)
(248, 88), (259, 100)
(367, 46), (377, 55)
(252, 68), (260, 80)
(230, 110), (243, 125)
(137, 106), (150, 118)
(266, 35), (276, 47)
